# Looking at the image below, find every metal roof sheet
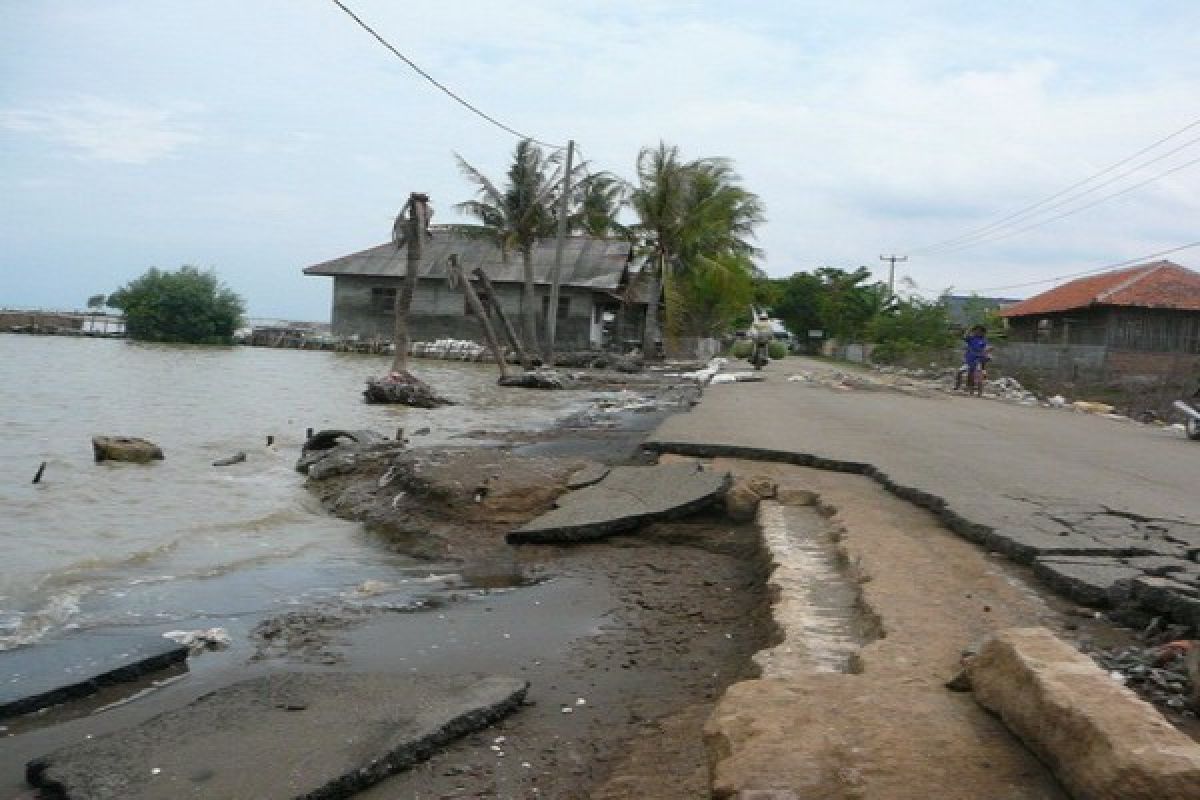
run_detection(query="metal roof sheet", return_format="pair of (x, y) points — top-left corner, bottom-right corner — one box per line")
(302, 226), (633, 290)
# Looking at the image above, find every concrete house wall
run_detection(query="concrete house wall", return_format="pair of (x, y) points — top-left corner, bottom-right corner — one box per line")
(329, 274), (605, 349)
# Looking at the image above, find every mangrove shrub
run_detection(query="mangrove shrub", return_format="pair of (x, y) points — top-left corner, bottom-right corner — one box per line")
(108, 266), (245, 344)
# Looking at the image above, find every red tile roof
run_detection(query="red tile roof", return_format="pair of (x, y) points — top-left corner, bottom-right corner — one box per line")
(998, 261), (1200, 317)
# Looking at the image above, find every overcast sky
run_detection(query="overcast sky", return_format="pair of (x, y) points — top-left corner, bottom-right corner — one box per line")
(3, 1), (1199, 320)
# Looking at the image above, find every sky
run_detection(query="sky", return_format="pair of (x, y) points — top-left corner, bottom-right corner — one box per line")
(2, 1), (1199, 320)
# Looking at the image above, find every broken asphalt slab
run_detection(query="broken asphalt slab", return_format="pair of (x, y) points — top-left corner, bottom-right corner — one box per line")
(26, 672), (528, 800)
(1, 631), (188, 720)
(507, 462), (731, 544)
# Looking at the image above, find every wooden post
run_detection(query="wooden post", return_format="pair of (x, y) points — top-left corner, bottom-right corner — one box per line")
(447, 256), (509, 378)
(544, 139), (575, 365)
(472, 267), (527, 367)
(32, 462), (46, 484)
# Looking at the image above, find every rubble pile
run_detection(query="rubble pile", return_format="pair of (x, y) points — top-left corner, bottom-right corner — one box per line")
(1089, 627), (1198, 715)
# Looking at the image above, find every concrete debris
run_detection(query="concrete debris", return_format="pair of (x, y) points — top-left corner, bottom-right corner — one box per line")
(161, 627), (231, 654)
(968, 627), (1200, 800)
(508, 462), (731, 543)
(26, 673), (529, 800)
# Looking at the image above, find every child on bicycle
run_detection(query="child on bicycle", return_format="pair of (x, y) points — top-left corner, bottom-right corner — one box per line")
(957, 324), (989, 392)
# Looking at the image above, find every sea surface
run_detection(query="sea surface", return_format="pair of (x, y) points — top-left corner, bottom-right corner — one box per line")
(0, 334), (609, 654)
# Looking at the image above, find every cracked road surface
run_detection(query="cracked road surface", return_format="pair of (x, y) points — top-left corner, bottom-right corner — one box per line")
(649, 356), (1200, 625)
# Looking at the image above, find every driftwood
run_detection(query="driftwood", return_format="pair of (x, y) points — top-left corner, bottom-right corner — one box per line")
(497, 370), (568, 390)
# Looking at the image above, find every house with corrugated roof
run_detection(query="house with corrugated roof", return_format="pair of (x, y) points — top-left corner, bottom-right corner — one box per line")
(994, 261), (1200, 408)
(998, 260), (1200, 351)
(302, 226), (649, 350)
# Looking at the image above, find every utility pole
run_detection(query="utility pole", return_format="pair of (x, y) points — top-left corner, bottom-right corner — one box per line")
(544, 139), (575, 364)
(879, 254), (907, 302)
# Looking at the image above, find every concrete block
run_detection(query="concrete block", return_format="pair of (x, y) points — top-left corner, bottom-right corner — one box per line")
(968, 627), (1200, 800)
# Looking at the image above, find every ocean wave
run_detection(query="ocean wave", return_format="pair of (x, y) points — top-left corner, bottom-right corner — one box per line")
(0, 588), (85, 651)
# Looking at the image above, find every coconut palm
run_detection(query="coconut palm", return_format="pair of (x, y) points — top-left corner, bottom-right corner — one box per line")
(455, 140), (562, 367)
(630, 142), (764, 355)
(575, 171), (629, 238)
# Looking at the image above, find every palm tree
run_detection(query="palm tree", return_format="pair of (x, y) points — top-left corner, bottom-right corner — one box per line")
(575, 172), (628, 238)
(456, 140), (561, 368)
(389, 192), (431, 375)
(629, 142), (764, 355)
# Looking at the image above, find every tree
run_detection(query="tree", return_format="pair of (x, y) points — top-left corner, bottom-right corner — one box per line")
(672, 253), (757, 337)
(575, 172), (628, 238)
(629, 142), (764, 353)
(867, 297), (955, 363)
(86, 293), (106, 310)
(455, 140), (562, 367)
(108, 266), (243, 344)
(389, 192), (432, 375)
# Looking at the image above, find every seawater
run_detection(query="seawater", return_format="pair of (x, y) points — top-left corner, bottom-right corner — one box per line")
(0, 335), (603, 652)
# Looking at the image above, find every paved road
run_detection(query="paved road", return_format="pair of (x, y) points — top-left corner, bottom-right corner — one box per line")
(649, 357), (1200, 618)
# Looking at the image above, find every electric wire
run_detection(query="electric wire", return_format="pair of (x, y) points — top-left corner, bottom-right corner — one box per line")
(960, 240), (1200, 294)
(919, 134), (1200, 255)
(329, 0), (564, 150)
(909, 116), (1200, 255)
(929, 155), (1200, 256)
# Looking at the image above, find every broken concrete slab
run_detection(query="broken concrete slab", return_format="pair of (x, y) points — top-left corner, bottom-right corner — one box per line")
(968, 627), (1200, 799)
(26, 672), (527, 800)
(507, 462), (731, 544)
(1130, 576), (1200, 628)
(565, 462), (610, 490)
(1123, 556), (1196, 577)
(986, 527), (1121, 564)
(1, 632), (188, 719)
(1032, 557), (1144, 607)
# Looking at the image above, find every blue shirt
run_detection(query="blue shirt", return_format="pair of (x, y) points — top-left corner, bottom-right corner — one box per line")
(965, 334), (988, 361)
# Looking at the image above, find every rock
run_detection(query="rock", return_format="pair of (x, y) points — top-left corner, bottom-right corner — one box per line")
(746, 475), (778, 499)
(724, 482), (762, 521)
(363, 372), (453, 407)
(1048, 395), (1067, 408)
(497, 370), (569, 390)
(967, 627), (1200, 799)
(296, 429), (392, 476)
(508, 462), (731, 543)
(91, 435), (163, 463)
(26, 673), (528, 800)
(211, 451), (246, 467)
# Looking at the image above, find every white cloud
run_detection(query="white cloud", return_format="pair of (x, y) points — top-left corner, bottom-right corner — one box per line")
(0, 97), (201, 164)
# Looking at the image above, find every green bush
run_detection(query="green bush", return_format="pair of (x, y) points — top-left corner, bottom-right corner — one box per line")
(730, 340), (753, 358)
(767, 341), (787, 360)
(108, 266), (244, 344)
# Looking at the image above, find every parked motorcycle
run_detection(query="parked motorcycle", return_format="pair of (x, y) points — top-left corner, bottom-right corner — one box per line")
(1173, 397), (1200, 441)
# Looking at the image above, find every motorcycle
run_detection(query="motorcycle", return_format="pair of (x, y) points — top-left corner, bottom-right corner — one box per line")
(1172, 397), (1200, 441)
(748, 331), (771, 370)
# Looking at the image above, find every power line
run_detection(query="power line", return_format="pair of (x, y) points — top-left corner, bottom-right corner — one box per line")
(329, 0), (563, 150)
(910, 116), (1200, 255)
(919, 134), (1200, 255)
(927, 154), (1200, 256)
(961, 240), (1200, 294)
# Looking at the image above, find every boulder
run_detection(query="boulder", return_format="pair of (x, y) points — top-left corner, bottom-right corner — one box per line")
(725, 482), (762, 521)
(967, 627), (1200, 799)
(91, 435), (163, 463)
(746, 475), (778, 499)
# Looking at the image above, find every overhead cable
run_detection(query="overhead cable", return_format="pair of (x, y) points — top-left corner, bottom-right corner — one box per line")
(961, 240), (1200, 294)
(910, 116), (1200, 255)
(329, 0), (564, 150)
